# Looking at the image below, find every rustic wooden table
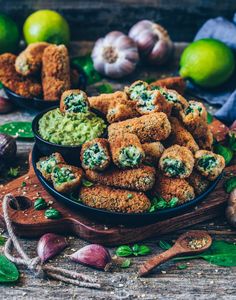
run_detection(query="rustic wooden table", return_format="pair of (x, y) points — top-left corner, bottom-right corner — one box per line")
(0, 43), (235, 300)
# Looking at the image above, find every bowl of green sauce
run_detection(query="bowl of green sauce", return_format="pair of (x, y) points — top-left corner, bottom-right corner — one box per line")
(32, 107), (107, 165)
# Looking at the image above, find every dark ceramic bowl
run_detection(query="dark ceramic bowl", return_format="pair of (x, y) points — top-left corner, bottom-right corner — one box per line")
(32, 106), (107, 165)
(3, 64), (87, 111)
(32, 144), (223, 225)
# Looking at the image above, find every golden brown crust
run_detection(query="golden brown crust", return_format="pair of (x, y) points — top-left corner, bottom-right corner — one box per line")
(161, 88), (188, 111)
(108, 112), (171, 143)
(186, 170), (210, 195)
(106, 101), (139, 123)
(150, 76), (186, 95)
(142, 142), (165, 164)
(124, 80), (149, 99)
(42, 45), (70, 100)
(79, 184), (151, 213)
(60, 89), (89, 113)
(85, 165), (156, 192)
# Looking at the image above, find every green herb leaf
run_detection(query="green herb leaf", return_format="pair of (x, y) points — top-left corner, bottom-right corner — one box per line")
(224, 177), (236, 193)
(82, 179), (94, 187)
(207, 112), (214, 124)
(135, 245), (151, 256)
(0, 82), (3, 89)
(228, 131), (236, 152)
(145, 78), (156, 84)
(0, 255), (19, 282)
(0, 235), (6, 246)
(34, 197), (48, 210)
(120, 259), (131, 268)
(7, 167), (20, 178)
(96, 83), (114, 94)
(0, 122), (33, 139)
(45, 208), (61, 219)
(169, 197), (179, 208)
(116, 245), (133, 257)
(21, 181), (26, 187)
(214, 143), (233, 165)
(159, 240), (172, 250)
(177, 264), (188, 270)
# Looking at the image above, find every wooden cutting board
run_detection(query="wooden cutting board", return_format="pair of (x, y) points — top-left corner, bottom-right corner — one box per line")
(0, 153), (234, 246)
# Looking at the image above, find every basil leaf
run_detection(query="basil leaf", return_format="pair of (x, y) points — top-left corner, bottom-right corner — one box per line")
(7, 167), (20, 178)
(207, 112), (214, 124)
(0, 255), (19, 282)
(159, 240), (172, 250)
(82, 179), (94, 187)
(116, 245), (133, 257)
(120, 259), (131, 268)
(136, 245), (151, 256)
(96, 83), (114, 94)
(0, 122), (33, 139)
(224, 177), (236, 193)
(132, 244), (140, 253)
(214, 143), (233, 165)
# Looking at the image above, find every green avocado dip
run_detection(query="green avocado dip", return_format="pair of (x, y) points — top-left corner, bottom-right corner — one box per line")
(38, 109), (106, 146)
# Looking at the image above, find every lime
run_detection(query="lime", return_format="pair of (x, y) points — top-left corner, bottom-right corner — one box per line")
(180, 38), (235, 88)
(23, 10), (70, 45)
(0, 14), (19, 54)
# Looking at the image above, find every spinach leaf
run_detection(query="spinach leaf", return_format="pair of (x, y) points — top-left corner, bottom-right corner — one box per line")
(214, 143), (233, 165)
(207, 112), (214, 124)
(149, 196), (179, 212)
(96, 83), (114, 94)
(0, 122), (33, 139)
(116, 244), (151, 257)
(224, 177), (236, 193)
(0, 255), (19, 282)
(116, 245), (133, 257)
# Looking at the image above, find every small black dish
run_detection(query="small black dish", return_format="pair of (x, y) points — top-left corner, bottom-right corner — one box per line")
(32, 145), (222, 226)
(32, 106), (107, 165)
(3, 64), (87, 111)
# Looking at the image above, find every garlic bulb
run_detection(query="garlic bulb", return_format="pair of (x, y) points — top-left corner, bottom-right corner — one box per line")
(92, 31), (139, 79)
(129, 20), (173, 65)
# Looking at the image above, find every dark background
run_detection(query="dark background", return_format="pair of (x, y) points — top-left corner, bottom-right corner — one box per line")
(1, 0), (236, 41)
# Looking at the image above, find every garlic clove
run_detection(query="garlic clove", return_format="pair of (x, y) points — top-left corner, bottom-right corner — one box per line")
(37, 233), (68, 262)
(69, 244), (111, 270)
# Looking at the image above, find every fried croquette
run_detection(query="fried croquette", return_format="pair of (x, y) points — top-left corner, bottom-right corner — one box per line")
(142, 142), (165, 164)
(60, 89), (90, 113)
(106, 101), (139, 123)
(42, 44), (70, 100)
(197, 129), (214, 150)
(166, 117), (199, 153)
(108, 112), (171, 143)
(124, 80), (149, 101)
(85, 165), (156, 192)
(195, 150), (225, 181)
(79, 184), (151, 213)
(0, 53), (42, 98)
(150, 76), (186, 95)
(88, 91), (129, 115)
(187, 170), (210, 195)
(36, 152), (65, 181)
(159, 145), (194, 178)
(81, 138), (111, 171)
(51, 164), (83, 193)
(15, 42), (49, 76)
(152, 174), (195, 204)
(109, 133), (145, 168)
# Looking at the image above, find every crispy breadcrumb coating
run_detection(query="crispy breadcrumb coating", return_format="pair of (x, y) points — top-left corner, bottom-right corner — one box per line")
(150, 76), (186, 95)
(187, 170), (210, 195)
(107, 101), (139, 123)
(142, 142), (165, 164)
(79, 184), (151, 213)
(85, 165), (156, 192)
(156, 88), (188, 112)
(124, 80), (149, 101)
(0, 53), (42, 98)
(42, 44), (70, 100)
(108, 112), (171, 143)
(15, 42), (49, 76)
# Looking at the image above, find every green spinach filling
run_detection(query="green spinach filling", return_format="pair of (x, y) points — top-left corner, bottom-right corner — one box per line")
(185, 103), (203, 115)
(53, 166), (76, 185)
(39, 155), (58, 174)
(83, 143), (107, 169)
(129, 82), (147, 100)
(64, 93), (89, 113)
(137, 91), (156, 111)
(119, 146), (143, 167)
(163, 158), (186, 177)
(198, 155), (218, 171)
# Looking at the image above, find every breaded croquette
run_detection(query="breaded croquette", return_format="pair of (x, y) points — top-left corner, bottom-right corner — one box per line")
(81, 138), (111, 171)
(42, 44), (70, 100)
(197, 129), (214, 150)
(187, 170), (210, 195)
(109, 133), (145, 168)
(85, 165), (156, 192)
(124, 80), (148, 101)
(51, 164), (83, 193)
(150, 76), (186, 95)
(15, 42), (49, 76)
(36, 152), (65, 181)
(153, 174), (195, 204)
(0, 53), (42, 98)
(108, 112), (171, 143)
(106, 101), (139, 123)
(60, 89), (90, 113)
(79, 184), (151, 213)
(166, 117), (199, 153)
(88, 91), (129, 115)
(195, 150), (225, 181)
(159, 145), (194, 178)
(142, 142), (165, 164)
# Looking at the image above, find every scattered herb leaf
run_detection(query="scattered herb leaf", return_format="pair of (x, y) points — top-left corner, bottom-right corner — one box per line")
(214, 143), (233, 165)
(0, 235), (6, 246)
(96, 83), (114, 94)
(224, 177), (236, 193)
(45, 208), (61, 219)
(177, 264), (188, 270)
(0, 122), (33, 139)
(34, 197), (48, 210)
(159, 240), (172, 250)
(120, 259), (131, 268)
(149, 196), (179, 212)
(133, 245), (151, 256)
(82, 179), (94, 187)
(21, 181), (26, 187)
(207, 112), (214, 124)
(116, 244), (151, 257)
(116, 245), (133, 257)
(0, 255), (19, 283)
(7, 167), (20, 178)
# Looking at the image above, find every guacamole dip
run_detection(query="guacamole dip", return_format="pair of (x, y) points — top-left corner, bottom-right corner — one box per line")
(38, 109), (106, 146)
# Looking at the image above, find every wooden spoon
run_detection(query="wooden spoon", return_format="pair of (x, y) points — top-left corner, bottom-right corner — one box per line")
(138, 230), (212, 277)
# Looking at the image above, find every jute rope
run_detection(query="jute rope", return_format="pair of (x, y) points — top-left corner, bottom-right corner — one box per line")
(2, 194), (101, 289)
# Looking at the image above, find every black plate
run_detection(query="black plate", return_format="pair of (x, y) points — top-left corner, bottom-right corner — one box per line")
(3, 64), (87, 111)
(32, 145), (222, 226)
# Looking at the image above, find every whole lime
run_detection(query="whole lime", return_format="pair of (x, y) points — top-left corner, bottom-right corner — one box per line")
(23, 10), (70, 45)
(0, 14), (19, 54)
(180, 38), (235, 88)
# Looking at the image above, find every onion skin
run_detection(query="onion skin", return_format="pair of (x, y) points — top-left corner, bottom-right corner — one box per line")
(129, 20), (174, 65)
(37, 233), (68, 262)
(69, 244), (111, 270)
(226, 188), (236, 228)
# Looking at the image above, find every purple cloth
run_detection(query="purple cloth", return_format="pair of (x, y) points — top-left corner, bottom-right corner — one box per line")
(186, 16), (236, 125)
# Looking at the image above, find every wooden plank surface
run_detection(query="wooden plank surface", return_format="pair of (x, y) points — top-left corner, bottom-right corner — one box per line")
(0, 42), (236, 299)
